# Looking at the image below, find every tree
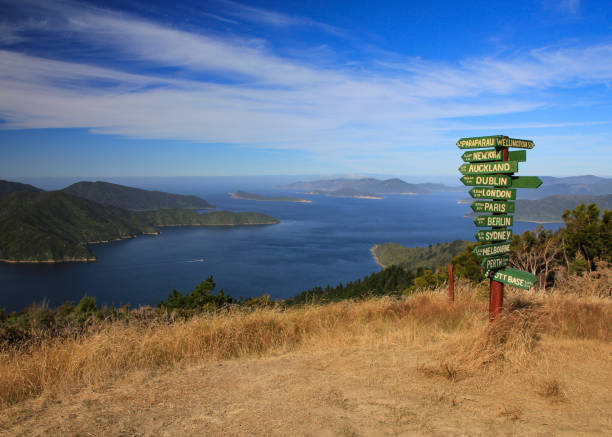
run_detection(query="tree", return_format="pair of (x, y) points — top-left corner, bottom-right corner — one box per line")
(562, 203), (611, 270)
(450, 244), (482, 282)
(510, 226), (562, 289)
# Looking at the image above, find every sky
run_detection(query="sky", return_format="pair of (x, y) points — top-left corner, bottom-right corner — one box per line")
(1, 0), (611, 178)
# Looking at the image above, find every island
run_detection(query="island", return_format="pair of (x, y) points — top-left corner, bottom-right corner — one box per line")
(371, 240), (471, 270)
(0, 185), (279, 263)
(276, 177), (462, 199)
(230, 190), (311, 203)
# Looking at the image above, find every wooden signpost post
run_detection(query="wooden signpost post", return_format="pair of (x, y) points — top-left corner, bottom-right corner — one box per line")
(457, 135), (540, 321)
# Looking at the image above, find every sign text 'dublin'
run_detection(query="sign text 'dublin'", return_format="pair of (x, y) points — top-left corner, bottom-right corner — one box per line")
(461, 175), (511, 187)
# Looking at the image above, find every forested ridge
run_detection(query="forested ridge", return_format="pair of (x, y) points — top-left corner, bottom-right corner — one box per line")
(0, 191), (279, 263)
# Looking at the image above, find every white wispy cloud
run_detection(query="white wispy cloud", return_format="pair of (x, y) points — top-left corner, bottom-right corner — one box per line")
(0, 0), (610, 156)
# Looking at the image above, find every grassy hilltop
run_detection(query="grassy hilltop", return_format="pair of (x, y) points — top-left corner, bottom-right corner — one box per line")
(1, 281), (611, 435)
(0, 201), (611, 435)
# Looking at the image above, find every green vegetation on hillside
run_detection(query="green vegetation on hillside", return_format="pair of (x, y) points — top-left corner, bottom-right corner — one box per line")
(287, 265), (417, 305)
(0, 180), (42, 197)
(63, 181), (214, 210)
(372, 240), (471, 270)
(0, 191), (279, 263)
(513, 194), (612, 222)
(231, 190), (310, 202)
(0, 191), (154, 262)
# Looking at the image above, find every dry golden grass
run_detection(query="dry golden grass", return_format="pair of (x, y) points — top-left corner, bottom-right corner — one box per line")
(1, 279), (611, 436)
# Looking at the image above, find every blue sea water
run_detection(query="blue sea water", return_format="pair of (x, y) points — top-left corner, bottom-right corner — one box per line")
(0, 178), (561, 311)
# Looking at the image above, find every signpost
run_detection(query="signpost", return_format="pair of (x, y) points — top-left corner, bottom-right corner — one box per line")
(490, 268), (537, 290)
(475, 229), (513, 242)
(456, 135), (535, 149)
(474, 215), (514, 227)
(511, 176), (543, 189)
(469, 187), (516, 200)
(462, 149), (526, 163)
(459, 161), (518, 175)
(461, 174), (511, 187)
(481, 254), (510, 271)
(457, 134), (540, 321)
(471, 200), (515, 214)
(472, 242), (511, 257)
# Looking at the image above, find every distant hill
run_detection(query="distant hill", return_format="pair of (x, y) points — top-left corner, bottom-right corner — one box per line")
(276, 178), (463, 197)
(371, 240), (471, 270)
(63, 181), (215, 210)
(0, 191), (279, 263)
(0, 180), (43, 197)
(231, 190), (310, 203)
(514, 194), (612, 222)
(277, 177), (462, 197)
(520, 175), (612, 199)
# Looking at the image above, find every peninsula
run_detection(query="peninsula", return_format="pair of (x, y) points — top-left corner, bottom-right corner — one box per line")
(230, 190), (311, 203)
(371, 240), (471, 270)
(0, 182), (280, 263)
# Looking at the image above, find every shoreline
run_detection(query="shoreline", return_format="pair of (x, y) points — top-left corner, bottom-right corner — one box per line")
(230, 193), (311, 203)
(370, 245), (385, 269)
(1, 222), (279, 264)
(0, 257), (96, 264)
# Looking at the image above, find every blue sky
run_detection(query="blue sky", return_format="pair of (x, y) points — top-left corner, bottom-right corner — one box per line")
(1, 0), (611, 178)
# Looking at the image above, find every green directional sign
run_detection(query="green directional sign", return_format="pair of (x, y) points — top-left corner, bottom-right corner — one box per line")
(472, 242), (511, 258)
(457, 135), (535, 149)
(461, 175), (511, 187)
(511, 176), (543, 189)
(490, 267), (537, 290)
(482, 254), (510, 270)
(462, 149), (501, 162)
(475, 229), (513, 242)
(474, 215), (514, 227)
(509, 150), (527, 162)
(462, 149), (526, 163)
(470, 187), (516, 200)
(459, 161), (518, 175)
(471, 200), (515, 214)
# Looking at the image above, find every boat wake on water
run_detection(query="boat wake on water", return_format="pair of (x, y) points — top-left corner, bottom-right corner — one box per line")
(185, 259), (205, 263)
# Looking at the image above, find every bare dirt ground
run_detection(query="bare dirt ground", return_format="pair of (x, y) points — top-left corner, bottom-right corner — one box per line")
(2, 336), (611, 436)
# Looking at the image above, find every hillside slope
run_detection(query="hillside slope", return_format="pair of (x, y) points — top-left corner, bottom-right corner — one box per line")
(63, 181), (215, 210)
(277, 177), (462, 195)
(0, 192), (279, 262)
(514, 194), (612, 222)
(0, 179), (43, 197)
(371, 240), (471, 269)
(2, 289), (610, 436)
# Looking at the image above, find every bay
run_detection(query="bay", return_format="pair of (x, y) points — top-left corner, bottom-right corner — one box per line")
(0, 178), (561, 311)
